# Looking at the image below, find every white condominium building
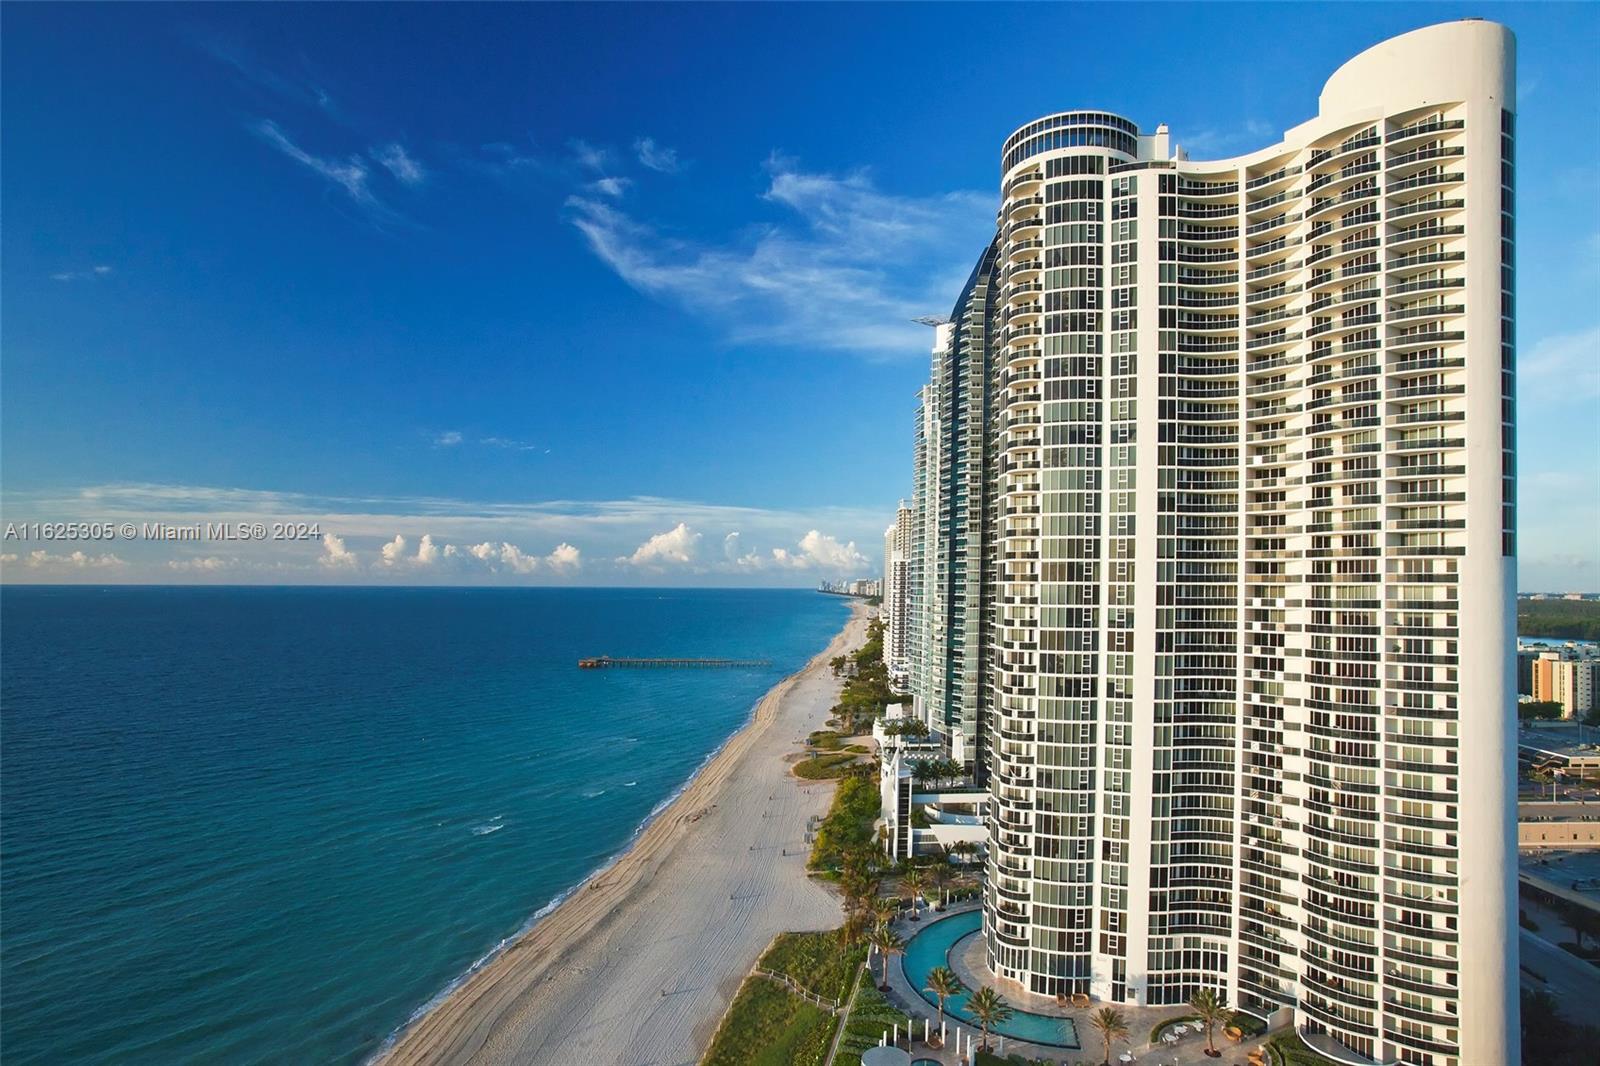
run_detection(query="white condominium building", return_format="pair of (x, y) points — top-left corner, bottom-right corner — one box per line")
(913, 20), (1516, 1066)
(884, 502), (914, 681)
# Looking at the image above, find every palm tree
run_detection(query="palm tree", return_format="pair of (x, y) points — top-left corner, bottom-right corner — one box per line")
(1088, 1007), (1130, 1066)
(1189, 988), (1231, 1058)
(911, 759), (935, 791)
(903, 869), (926, 921)
(930, 860), (954, 911)
(874, 895), (899, 933)
(868, 926), (905, 991)
(923, 966), (962, 1044)
(966, 986), (1013, 1052)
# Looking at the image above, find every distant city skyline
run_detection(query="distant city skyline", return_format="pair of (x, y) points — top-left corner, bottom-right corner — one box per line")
(3, 3), (1596, 587)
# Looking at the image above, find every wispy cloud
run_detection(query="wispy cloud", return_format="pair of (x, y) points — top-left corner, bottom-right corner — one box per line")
(1521, 325), (1600, 402)
(50, 265), (113, 282)
(1178, 118), (1277, 159)
(433, 430), (464, 447)
(566, 154), (993, 357)
(254, 119), (406, 226)
(634, 137), (682, 174)
(570, 139), (610, 173)
(589, 176), (631, 199)
(373, 143), (426, 186)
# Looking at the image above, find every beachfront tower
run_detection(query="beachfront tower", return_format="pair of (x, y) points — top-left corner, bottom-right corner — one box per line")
(964, 21), (1518, 1066)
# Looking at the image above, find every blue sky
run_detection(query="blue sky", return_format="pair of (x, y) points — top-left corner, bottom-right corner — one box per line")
(3, 3), (1596, 587)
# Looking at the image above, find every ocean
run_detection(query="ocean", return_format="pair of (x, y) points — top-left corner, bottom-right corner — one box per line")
(0, 585), (849, 1065)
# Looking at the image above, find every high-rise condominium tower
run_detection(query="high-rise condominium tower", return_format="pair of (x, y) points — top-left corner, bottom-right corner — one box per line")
(883, 502), (914, 682)
(913, 20), (1516, 1066)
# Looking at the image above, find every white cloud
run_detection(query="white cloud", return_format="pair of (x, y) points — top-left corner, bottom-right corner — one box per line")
(167, 556), (232, 572)
(546, 542), (581, 572)
(320, 533), (359, 568)
(1521, 325), (1600, 402)
(497, 542), (540, 574)
(468, 542), (498, 562)
(634, 137), (681, 174)
(51, 265), (113, 282)
(254, 119), (404, 225)
(380, 534), (408, 566)
(590, 176), (631, 199)
(794, 529), (869, 571)
(434, 430), (464, 447)
(4, 549), (126, 570)
(373, 143), (426, 186)
(415, 534), (443, 565)
(1178, 118), (1278, 158)
(565, 155), (993, 356)
(623, 522), (700, 566)
(570, 139), (609, 173)
(723, 531), (743, 560)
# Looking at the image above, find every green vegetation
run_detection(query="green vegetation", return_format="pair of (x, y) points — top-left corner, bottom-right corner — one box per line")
(1519, 699), (1566, 720)
(808, 773), (881, 872)
(831, 620), (895, 734)
(1518, 598), (1600, 641)
(1149, 1014), (1198, 1044)
(1264, 1032), (1341, 1066)
(1087, 1007), (1131, 1066)
(967, 986), (1015, 1052)
(830, 970), (912, 1066)
(699, 975), (835, 1066)
(794, 752), (857, 780)
(1522, 986), (1600, 1065)
(807, 730), (845, 751)
(758, 930), (866, 1005)
(1187, 988), (1231, 1056)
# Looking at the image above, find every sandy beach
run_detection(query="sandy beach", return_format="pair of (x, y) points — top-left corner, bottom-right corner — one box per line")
(378, 602), (868, 1066)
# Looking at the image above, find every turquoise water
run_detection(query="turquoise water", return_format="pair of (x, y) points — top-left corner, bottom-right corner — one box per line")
(900, 910), (1080, 1049)
(0, 586), (848, 1065)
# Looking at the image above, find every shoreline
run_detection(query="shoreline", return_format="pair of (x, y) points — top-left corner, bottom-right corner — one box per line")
(378, 600), (868, 1066)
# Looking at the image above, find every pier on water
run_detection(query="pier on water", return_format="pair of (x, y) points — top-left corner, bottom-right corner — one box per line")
(577, 656), (772, 669)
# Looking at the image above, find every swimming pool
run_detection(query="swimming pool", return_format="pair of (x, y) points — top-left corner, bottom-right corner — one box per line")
(899, 910), (1080, 1049)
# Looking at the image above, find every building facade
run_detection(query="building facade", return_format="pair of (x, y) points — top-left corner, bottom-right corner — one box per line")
(1531, 652), (1598, 719)
(905, 20), (1518, 1066)
(884, 502), (915, 684)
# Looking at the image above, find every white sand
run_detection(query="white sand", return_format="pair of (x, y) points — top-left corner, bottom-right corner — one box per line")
(379, 604), (867, 1066)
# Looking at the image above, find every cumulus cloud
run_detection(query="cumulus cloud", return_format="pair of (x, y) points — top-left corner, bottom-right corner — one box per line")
(3, 549), (126, 570)
(623, 522), (700, 566)
(379, 534), (408, 566)
(634, 137), (681, 174)
(566, 154), (992, 356)
(546, 542), (581, 572)
(320, 533), (359, 568)
(415, 534), (443, 565)
(723, 531), (744, 560)
(167, 556), (232, 572)
(373, 143), (426, 186)
(736, 529), (870, 574)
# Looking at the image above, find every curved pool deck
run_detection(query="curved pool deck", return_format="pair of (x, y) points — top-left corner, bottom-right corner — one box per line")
(899, 910), (1080, 1049)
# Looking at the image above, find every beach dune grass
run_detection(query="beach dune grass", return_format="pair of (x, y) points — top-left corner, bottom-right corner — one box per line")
(794, 751), (857, 780)
(760, 930), (866, 1003)
(832, 969), (912, 1066)
(699, 974), (836, 1066)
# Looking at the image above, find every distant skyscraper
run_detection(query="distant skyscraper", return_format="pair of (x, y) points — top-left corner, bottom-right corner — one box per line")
(884, 502), (914, 683)
(905, 20), (1518, 1066)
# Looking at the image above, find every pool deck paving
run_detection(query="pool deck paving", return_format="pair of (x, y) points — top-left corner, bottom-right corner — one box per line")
(879, 904), (1276, 1066)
